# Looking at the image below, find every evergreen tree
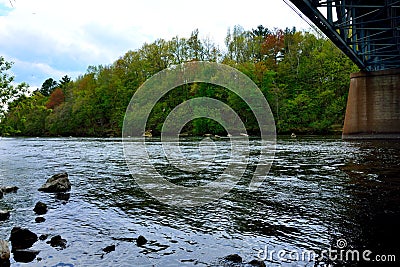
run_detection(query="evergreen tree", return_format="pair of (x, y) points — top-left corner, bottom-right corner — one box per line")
(39, 78), (58, 97)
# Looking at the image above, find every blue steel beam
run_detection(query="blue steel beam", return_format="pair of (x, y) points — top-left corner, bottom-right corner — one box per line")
(287, 0), (400, 71)
(288, 0), (366, 69)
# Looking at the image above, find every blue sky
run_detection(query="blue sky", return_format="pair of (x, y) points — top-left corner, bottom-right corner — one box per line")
(0, 0), (310, 89)
(0, 2), (12, 16)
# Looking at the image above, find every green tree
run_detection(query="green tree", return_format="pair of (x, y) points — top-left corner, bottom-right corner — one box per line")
(1, 92), (50, 136)
(1, 27), (359, 136)
(39, 78), (58, 97)
(275, 31), (357, 133)
(0, 56), (29, 119)
(224, 25), (255, 63)
(59, 75), (72, 88)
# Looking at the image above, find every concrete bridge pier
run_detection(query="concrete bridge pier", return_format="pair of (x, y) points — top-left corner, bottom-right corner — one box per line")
(343, 69), (400, 139)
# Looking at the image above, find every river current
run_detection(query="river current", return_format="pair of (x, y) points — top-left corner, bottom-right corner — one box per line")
(0, 136), (399, 266)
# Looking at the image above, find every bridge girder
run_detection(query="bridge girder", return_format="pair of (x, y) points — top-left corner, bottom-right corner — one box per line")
(288, 0), (400, 71)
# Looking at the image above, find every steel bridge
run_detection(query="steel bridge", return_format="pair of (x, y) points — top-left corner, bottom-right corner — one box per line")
(286, 0), (400, 71)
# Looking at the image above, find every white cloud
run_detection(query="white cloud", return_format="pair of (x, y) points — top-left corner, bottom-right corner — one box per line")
(0, 0), (309, 87)
(8, 57), (82, 89)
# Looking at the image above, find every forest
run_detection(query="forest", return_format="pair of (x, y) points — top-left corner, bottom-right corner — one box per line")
(0, 25), (358, 137)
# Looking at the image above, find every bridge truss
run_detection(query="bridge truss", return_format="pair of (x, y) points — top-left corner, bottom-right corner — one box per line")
(287, 0), (400, 71)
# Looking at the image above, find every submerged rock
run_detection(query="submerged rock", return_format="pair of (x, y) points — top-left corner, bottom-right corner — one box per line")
(9, 227), (38, 251)
(33, 202), (47, 215)
(38, 173), (71, 193)
(35, 217), (46, 223)
(0, 240), (10, 263)
(0, 191), (3, 199)
(0, 210), (10, 221)
(248, 259), (266, 267)
(39, 234), (48, 241)
(102, 244), (115, 253)
(224, 254), (242, 263)
(55, 192), (70, 201)
(0, 186), (18, 194)
(0, 259), (10, 267)
(12, 249), (40, 263)
(136, 235), (147, 246)
(47, 235), (67, 249)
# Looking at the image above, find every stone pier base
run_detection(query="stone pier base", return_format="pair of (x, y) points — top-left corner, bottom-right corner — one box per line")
(342, 69), (400, 140)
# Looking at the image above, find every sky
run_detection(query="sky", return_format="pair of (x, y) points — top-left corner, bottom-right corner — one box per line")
(0, 0), (310, 88)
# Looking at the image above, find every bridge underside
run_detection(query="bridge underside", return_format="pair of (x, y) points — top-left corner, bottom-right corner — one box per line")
(288, 0), (400, 71)
(287, 0), (400, 139)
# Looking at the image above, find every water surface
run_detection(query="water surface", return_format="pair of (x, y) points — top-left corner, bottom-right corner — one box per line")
(0, 136), (399, 266)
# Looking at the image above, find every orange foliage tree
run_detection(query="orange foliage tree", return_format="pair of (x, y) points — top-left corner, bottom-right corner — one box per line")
(261, 28), (285, 68)
(46, 88), (65, 109)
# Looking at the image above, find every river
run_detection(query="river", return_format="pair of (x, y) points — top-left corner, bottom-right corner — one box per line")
(0, 136), (399, 266)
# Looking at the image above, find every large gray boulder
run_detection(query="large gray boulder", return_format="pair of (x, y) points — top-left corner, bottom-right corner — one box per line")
(38, 173), (71, 193)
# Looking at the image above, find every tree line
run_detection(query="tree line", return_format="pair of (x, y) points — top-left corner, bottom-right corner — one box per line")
(0, 25), (358, 137)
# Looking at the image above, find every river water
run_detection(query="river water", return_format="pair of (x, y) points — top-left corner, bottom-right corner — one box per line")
(0, 136), (399, 266)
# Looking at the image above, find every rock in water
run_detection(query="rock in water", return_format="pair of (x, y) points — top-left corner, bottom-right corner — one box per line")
(248, 259), (266, 267)
(35, 217), (46, 223)
(33, 202), (47, 215)
(102, 244), (115, 253)
(224, 254), (242, 263)
(47, 235), (67, 249)
(12, 249), (40, 263)
(55, 192), (70, 201)
(9, 227), (38, 250)
(0, 240), (10, 262)
(0, 186), (18, 194)
(0, 210), (10, 221)
(38, 173), (71, 193)
(136, 235), (147, 246)
(0, 190), (3, 199)
(39, 234), (48, 241)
